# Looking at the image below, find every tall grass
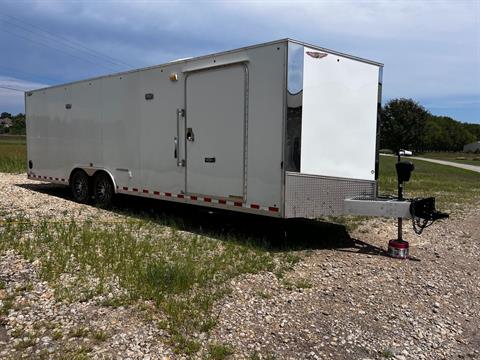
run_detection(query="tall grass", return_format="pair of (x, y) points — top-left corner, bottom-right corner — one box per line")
(0, 136), (26, 173)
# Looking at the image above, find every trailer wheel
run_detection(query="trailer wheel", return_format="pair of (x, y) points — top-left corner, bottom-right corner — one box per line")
(71, 170), (91, 204)
(93, 172), (114, 207)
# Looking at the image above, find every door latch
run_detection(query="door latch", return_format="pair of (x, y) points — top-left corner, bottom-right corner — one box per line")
(186, 127), (195, 142)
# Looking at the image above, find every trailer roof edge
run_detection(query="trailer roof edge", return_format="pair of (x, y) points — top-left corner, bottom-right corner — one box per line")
(287, 39), (384, 67)
(27, 38), (383, 94)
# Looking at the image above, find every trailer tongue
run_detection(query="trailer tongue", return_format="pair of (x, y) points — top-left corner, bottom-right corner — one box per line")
(345, 154), (448, 259)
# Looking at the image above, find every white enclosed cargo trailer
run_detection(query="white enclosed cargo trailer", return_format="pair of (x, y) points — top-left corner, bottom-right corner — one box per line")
(25, 39), (385, 218)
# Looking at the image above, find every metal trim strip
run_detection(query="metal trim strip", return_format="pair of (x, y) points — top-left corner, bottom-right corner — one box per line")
(115, 187), (278, 214)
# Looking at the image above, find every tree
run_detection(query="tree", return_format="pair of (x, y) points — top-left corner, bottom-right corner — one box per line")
(0, 112), (12, 119)
(423, 117), (444, 151)
(462, 122), (480, 141)
(435, 116), (475, 151)
(10, 113), (26, 135)
(380, 98), (429, 153)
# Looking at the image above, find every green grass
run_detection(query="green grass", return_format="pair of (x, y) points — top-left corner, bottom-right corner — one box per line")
(0, 218), (281, 354)
(0, 134), (26, 143)
(208, 343), (234, 359)
(52, 329), (63, 340)
(293, 279), (312, 289)
(14, 332), (37, 350)
(0, 292), (15, 316)
(379, 156), (480, 211)
(69, 327), (90, 338)
(379, 348), (395, 358)
(416, 151), (480, 166)
(256, 290), (272, 299)
(91, 329), (109, 342)
(0, 135), (26, 173)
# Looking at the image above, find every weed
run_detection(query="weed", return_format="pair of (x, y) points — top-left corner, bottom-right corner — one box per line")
(99, 296), (130, 308)
(283, 252), (301, 267)
(249, 352), (261, 360)
(91, 329), (108, 342)
(14, 333), (37, 350)
(282, 280), (295, 291)
(199, 318), (218, 333)
(11, 327), (25, 338)
(170, 333), (201, 355)
(0, 293), (14, 316)
(208, 343), (234, 359)
(380, 348), (395, 358)
(57, 345), (92, 360)
(52, 329), (63, 340)
(69, 327), (90, 338)
(256, 290), (272, 299)
(295, 279), (313, 289)
(33, 320), (56, 330)
(16, 282), (33, 292)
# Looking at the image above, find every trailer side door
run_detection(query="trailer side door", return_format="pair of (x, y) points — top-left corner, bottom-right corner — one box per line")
(185, 64), (247, 201)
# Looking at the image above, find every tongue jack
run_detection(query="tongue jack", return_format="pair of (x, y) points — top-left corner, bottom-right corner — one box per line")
(388, 152), (415, 259)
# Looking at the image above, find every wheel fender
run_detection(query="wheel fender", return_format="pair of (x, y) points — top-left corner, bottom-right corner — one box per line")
(92, 169), (118, 194)
(69, 167), (118, 194)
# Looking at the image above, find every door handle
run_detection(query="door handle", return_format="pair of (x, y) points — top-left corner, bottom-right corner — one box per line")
(176, 108), (185, 167)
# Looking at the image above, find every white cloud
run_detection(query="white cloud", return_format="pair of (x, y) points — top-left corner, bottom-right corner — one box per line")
(0, 76), (46, 90)
(0, 77), (47, 113)
(1, 0), (478, 120)
(56, 0), (479, 98)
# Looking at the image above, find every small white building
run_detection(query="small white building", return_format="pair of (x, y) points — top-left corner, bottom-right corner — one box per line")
(463, 141), (480, 152)
(0, 117), (12, 128)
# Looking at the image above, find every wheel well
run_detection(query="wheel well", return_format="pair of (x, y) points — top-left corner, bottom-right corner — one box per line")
(69, 168), (117, 193)
(92, 170), (117, 193)
(69, 168), (89, 184)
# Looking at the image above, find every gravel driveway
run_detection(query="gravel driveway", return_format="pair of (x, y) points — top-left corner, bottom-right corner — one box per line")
(1, 173), (479, 359)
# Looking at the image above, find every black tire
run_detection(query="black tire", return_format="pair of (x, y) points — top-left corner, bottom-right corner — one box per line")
(71, 170), (91, 204)
(93, 172), (114, 207)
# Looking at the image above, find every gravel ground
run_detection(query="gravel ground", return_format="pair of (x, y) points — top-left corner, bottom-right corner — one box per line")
(1, 173), (479, 359)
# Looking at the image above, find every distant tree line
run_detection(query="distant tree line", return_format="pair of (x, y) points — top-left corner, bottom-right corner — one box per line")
(380, 99), (479, 153)
(1, 101), (479, 151)
(0, 112), (26, 135)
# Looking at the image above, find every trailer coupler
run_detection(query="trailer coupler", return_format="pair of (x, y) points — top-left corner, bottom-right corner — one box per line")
(409, 197), (449, 235)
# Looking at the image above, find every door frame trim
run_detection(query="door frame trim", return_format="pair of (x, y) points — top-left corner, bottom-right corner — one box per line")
(183, 62), (250, 201)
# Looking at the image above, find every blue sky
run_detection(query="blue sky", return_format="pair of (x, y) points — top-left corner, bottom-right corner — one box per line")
(1, 0), (479, 123)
